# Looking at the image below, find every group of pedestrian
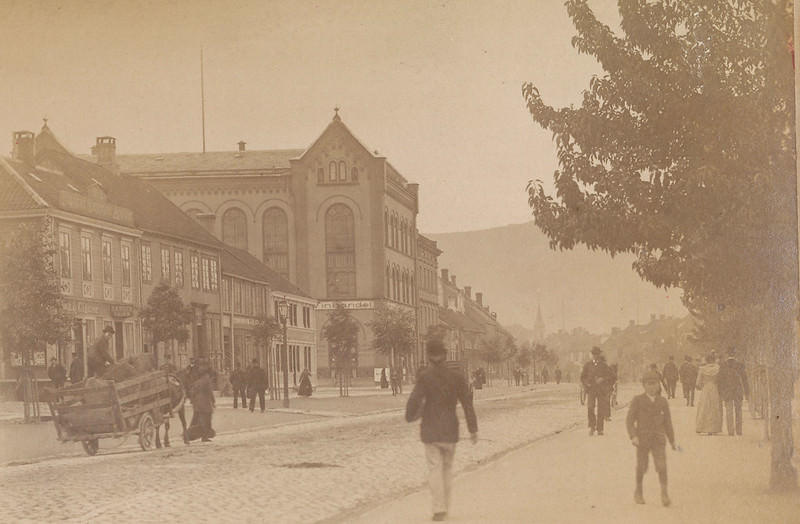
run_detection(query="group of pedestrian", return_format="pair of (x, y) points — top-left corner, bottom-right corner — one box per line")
(229, 359), (267, 412)
(695, 348), (749, 436)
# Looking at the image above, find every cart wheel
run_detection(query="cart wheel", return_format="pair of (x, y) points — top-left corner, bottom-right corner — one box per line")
(138, 412), (156, 451)
(82, 439), (99, 456)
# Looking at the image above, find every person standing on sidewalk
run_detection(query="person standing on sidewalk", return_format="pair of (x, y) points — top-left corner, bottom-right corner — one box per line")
(717, 347), (749, 436)
(580, 346), (614, 436)
(69, 351), (84, 384)
(229, 361), (247, 409)
(661, 356), (679, 399)
(188, 365), (215, 442)
(695, 354), (723, 434)
(678, 355), (698, 406)
(48, 358), (67, 389)
(405, 339), (478, 522)
(626, 370), (676, 507)
(247, 358), (267, 412)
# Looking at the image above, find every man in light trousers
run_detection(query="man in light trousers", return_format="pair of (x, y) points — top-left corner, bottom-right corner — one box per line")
(406, 340), (478, 522)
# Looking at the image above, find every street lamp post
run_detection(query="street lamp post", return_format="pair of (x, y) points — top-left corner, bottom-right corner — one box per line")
(277, 299), (290, 408)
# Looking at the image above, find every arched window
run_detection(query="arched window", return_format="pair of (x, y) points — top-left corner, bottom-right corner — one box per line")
(338, 161), (347, 181)
(392, 266), (399, 300)
(392, 213), (398, 249)
(263, 207), (289, 279)
(222, 208), (247, 250)
(329, 161), (337, 182)
(402, 271), (408, 303)
(386, 264), (391, 297)
(351, 167), (359, 181)
(325, 204), (355, 298)
(384, 209), (389, 246)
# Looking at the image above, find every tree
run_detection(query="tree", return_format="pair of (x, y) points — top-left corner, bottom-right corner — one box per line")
(0, 220), (72, 422)
(367, 304), (416, 372)
(139, 282), (192, 368)
(523, 0), (796, 489)
(477, 332), (516, 385)
(252, 314), (281, 399)
(321, 304), (360, 397)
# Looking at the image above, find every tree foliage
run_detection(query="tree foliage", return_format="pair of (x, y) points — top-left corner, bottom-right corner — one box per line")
(367, 304), (416, 367)
(523, 0), (796, 490)
(252, 314), (281, 355)
(0, 220), (72, 361)
(139, 282), (193, 350)
(321, 304), (360, 363)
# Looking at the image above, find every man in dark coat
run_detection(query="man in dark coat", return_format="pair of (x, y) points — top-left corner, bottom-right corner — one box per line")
(581, 346), (616, 436)
(69, 351), (84, 384)
(229, 361), (247, 409)
(661, 356), (679, 399)
(48, 358), (67, 389)
(87, 326), (115, 378)
(247, 358), (267, 412)
(718, 347), (749, 436)
(406, 339), (478, 522)
(678, 355), (698, 406)
(189, 366), (215, 442)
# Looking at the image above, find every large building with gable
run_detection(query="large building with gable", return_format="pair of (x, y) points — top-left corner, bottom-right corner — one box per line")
(106, 111), (426, 377)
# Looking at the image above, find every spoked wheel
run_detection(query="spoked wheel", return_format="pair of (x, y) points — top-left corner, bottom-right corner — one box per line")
(138, 412), (156, 451)
(82, 438), (99, 456)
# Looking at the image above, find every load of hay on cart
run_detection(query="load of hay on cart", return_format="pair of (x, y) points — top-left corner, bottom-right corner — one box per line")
(47, 369), (182, 456)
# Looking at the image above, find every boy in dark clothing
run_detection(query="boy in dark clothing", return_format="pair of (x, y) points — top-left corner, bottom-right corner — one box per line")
(626, 370), (677, 507)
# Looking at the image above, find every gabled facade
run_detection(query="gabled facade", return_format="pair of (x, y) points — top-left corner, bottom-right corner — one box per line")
(112, 111), (422, 377)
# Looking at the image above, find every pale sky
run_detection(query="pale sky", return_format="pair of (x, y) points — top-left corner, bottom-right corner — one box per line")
(0, 0), (621, 234)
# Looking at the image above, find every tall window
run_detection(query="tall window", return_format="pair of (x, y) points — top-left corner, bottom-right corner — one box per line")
(328, 161), (337, 181)
(263, 207), (289, 279)
(325, 204), (356, 298)
(121, 243), (131, 287)
(209, 258), (219, 292)
(102, 238), (113, 284)
(338, 160), (347, 181)
(190, 254), (200, 289)
(222, 208), (248, 249)
(201, 257), (211, 291)
(174, 250), (184, 287)
(161, 248), (171, 282)
(59, 231), (71, 278)
(141, 243), (152, 282)
(81, 235), (92, 281)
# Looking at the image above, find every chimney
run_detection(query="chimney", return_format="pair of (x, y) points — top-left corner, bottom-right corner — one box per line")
(237, 140), (246, 152)
(441, 268), (449, 282)
(464, 286), (471, 300)
(476, 292), (483, 307)
(91, 137), (117, 171)
(12, 131), (35, 164)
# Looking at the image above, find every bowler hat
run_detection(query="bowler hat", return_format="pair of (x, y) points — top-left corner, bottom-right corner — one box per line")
(102, 326), (115, 334)
(590, 346), (602, 355)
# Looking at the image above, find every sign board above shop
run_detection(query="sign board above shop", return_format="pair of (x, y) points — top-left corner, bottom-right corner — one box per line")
(316, 300), (374, 311)
(110, 305), (134, 318)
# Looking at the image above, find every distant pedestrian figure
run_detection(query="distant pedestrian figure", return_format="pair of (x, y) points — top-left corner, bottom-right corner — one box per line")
(247, 358), (267, 412)
(554, 367), (562, 384)
(229, 361), (247, 409)
(298, 368), (313, 397)
(581, 347), (615, 436)
(48, 358), (67, 389)
(678, 355), (698, 406)
(662, 356), (679, 399)
(390, 368), (401, 396)
(626, 370), (676, 506)
(541, 367), (549, 384)
(380, 368), (389, 389)
(406, 339), (478, 522)
(718, 347), (749, 436)
(69, 351), (84, 384)
(87, 326), (115, 378)
(695, 354), (723, 434)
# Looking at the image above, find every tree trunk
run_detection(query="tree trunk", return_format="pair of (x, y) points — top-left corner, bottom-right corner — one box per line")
(767, 309), (798, 491)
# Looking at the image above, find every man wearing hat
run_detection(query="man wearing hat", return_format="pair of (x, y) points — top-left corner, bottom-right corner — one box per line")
(580, 346), (616, 435)
(69, 351), (84, 384)
(718, 347), (749, 436)
(626, 369), (676, 506)
(87, 325), (116, 378)
(406, 339), (478, 521)
(48, 357), (67, 389)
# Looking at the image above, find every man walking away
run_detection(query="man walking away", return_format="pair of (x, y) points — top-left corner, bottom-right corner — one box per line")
(230, 361), (247, 409)
(581, 347), (614, 436)
(662, 356), (679, 399)
(69, 351), (84, 384)
(678, 355), (698, 406)
(718, 347), (749, 436)
(247, 358), (267, 412)
(406, 340), (478, 522)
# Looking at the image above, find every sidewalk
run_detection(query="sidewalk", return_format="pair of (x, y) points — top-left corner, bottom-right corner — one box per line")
(348, 398), (800, 523)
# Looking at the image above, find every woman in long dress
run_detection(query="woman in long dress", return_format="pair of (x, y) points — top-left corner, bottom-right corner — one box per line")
(695, 354), (723, 434)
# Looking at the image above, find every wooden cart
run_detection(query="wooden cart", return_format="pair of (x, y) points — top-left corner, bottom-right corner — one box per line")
(47, 370), (176, 456)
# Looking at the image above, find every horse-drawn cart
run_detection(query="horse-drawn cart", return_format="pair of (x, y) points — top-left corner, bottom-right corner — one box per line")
(47, 369), (181, 456)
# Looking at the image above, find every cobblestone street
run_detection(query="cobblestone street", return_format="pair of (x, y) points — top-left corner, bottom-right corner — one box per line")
(0, 384), (613, 523)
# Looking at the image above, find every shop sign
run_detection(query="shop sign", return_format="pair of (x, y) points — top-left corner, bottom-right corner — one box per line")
(111, 305), (134, 318)
(316, 300), (374, 311)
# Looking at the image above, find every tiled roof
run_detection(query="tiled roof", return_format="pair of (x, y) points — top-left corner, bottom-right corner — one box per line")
(0, 159), (48, 212)
(221, 245), (311, 299)
(110, 149), (306, 175)
(439, 307), (483, 333)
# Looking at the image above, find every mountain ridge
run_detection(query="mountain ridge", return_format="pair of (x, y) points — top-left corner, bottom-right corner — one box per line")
(426, 221), (685, 336)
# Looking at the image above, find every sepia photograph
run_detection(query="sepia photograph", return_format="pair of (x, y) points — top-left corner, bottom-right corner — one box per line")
(0, 1), (798, 522)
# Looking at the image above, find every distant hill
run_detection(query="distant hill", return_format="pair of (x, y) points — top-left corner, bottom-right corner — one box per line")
(427, 222), (686, 336)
